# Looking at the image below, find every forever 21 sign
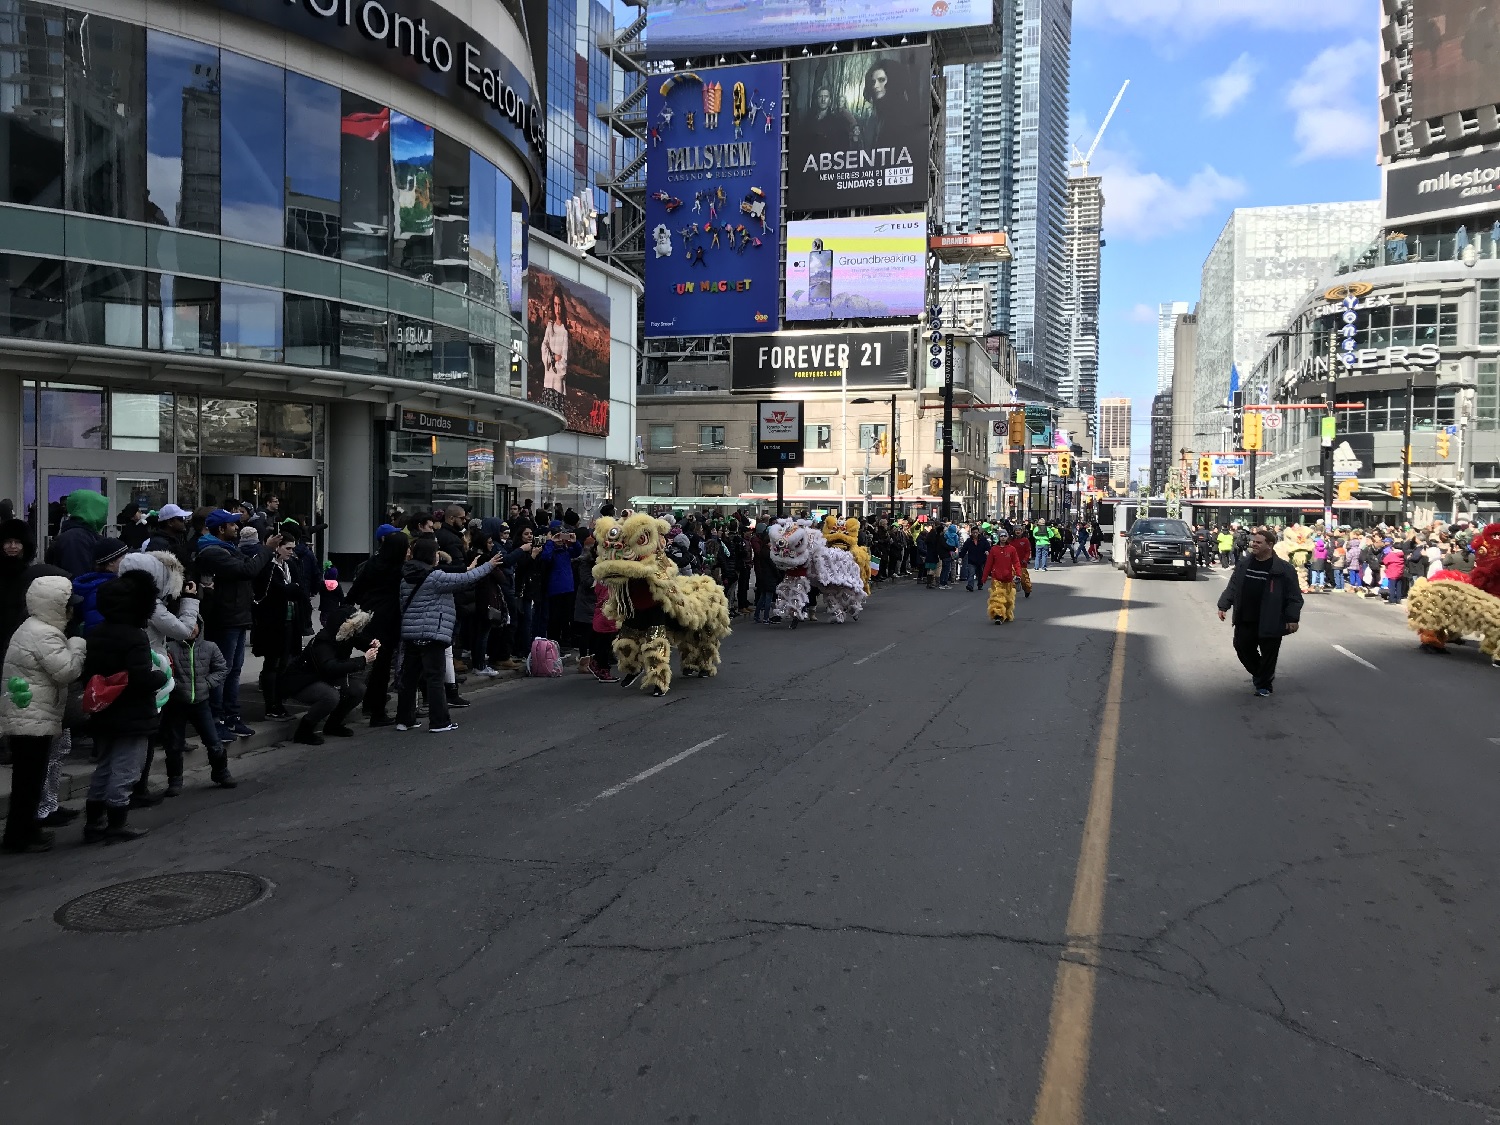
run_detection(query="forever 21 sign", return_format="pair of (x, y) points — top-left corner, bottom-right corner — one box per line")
(208, 0), (546, 184)
(730, 328), (914, 394)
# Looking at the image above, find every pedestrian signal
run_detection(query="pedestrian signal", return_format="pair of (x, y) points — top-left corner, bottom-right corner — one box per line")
(1242, 413), (1263, 451)
(1336, 478), (1359, 502)
(897, 472), (913, 490)
(1008, 411), (1026, 448)
(1198, 456), (1211, 482)
(1058, 452), (1072, 476)
(1437, 432), (1451, 459)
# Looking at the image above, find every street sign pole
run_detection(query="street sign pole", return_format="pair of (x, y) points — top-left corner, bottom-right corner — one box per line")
(776, 467), (784, 519)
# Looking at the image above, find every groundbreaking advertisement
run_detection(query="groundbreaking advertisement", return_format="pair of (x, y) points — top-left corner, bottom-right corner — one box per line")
(787, 45), (930, 210)
(526, 267), (612, 436)
(730, 328), (913, 393)
(785, 214), (926, 322)
(644, 62), (782, 338)
(644, 0), (992, 58)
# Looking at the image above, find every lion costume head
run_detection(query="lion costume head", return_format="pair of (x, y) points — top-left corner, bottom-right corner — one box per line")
(768, 518), (814, 571)
(821, 514), (860, 553)
(593, 511), (675, 583)
(1275, 523), (1315, 563)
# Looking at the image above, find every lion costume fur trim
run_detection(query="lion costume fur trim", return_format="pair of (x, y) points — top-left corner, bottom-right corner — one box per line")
(1406, 576), (1500, 657)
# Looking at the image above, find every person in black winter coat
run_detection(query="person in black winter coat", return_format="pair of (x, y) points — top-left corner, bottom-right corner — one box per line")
(0, 518), (69, 659)
(194, 509), (283, 736)
(349, 530), (409, 724)
(250, 543), (311, 721)
(81, 570), (168, 844)
(280, 605), (377, 745)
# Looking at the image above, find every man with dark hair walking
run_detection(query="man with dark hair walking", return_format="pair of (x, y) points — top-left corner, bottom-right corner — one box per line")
(1217, 527), (1303, 697)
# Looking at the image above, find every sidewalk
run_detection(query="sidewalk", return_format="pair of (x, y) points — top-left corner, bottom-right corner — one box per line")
(0, 661), (528, 817)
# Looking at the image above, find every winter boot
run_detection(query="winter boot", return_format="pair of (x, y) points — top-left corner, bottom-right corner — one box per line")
(293, 719), (324, 746)
(103, 805), (148, 844)
(445, 687), (471, 708)
(82, 800), (109, 844)
(207, 748), (238, 788)
(164, 775), (183, 797)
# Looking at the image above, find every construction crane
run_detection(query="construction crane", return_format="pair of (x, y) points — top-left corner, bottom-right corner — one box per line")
(1070, 79), (1129, 176)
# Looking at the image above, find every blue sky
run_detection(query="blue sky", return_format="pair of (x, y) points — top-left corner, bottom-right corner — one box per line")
(1073, 0), (1382, 472)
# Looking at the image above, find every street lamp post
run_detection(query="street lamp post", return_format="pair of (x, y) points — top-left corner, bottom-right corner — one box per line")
(852, 394), (898, 522)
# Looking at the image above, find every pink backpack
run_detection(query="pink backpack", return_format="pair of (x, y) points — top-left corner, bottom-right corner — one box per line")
(527, 637), (563, 678)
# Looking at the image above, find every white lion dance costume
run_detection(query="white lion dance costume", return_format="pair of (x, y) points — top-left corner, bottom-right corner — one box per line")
(592, 512), (732, 695)
(768, 518), (866, 625)
(822, 515), (872, 594)
(768, 518), (814, 625)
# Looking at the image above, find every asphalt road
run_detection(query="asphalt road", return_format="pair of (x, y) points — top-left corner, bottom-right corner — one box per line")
(1, 560), (1498, 1124)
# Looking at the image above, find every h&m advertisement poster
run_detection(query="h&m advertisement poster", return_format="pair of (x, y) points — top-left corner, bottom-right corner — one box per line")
(526, 267), (612, 436)
(644, 61), (783, 338)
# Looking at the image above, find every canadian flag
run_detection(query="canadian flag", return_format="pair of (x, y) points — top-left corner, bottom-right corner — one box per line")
(340, 108), (390, 141)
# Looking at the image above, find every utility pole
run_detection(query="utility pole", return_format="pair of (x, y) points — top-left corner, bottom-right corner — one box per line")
(889, 395), (898, 522)
(941, 332), (954, 521)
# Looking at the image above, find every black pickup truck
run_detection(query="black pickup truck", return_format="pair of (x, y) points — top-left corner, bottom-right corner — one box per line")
(1123, 518), (1198, 580)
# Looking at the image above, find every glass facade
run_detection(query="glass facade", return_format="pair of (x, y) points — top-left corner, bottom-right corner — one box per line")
(0, 5), (531, 392)
(535, 0), (620, 239)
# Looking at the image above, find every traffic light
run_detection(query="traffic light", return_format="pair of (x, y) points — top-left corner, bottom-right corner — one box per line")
(1401, 445), (1413, 464)
(1242, 412), (1263, 452)
(875, 435), (888, 456)
(930, 476), (944, 493)
(1437, 431), (1451, 459)
(1198, 455), (1212, 483)
(1337, 478), (1359, 502)
(1058, 452), (1072, 477)
(1389, 480), (1403, 498)
(897, 472), (913, 490)
(1008, 411), (1026, 449)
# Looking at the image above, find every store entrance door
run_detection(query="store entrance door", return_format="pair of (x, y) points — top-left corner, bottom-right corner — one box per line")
(200, 473), (315, 526)
(38, 451), (176, 544)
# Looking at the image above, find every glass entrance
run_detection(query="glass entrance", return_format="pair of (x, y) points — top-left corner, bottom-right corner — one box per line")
(39, 470), (171, 543)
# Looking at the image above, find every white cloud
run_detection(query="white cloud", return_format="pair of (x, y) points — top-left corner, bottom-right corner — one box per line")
(1204, 54), (1258, 118)
(1094, 149), (1248, 240)
(1076, 0), (1365, 36)
(1284, 41), (1378, 162)
(1128, 303), (1157, 324)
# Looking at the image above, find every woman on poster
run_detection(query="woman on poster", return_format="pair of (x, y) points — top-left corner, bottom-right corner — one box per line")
(540, 290), (570, 414)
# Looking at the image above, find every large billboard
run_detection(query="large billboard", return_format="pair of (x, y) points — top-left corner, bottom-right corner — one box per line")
(730, 328), (913, 394)
(787, 45), (930, 210)
(785, 214), (926, 322)
(644, 0), (991, 58)
(526, 267), (611, 436)
(1386, 147), (1500, 223)
(1411, 0), (1500, 122)
(644, 63), (782, 338)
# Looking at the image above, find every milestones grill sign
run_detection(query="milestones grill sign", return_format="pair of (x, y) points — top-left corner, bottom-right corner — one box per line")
(209, 0), (546, 184)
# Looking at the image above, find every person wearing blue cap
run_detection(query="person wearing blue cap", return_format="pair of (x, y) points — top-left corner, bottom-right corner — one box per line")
(194, 509), (283, 741)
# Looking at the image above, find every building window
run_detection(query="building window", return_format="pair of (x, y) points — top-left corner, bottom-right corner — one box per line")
(389, 111), (434, 280)
(1479, 360), (1499, 431)
(647, 473), (675, 497)
(802, 475), (831, 490)
(748, 474), (777, 493)
(1481, 281), (1499, 347)
(698, 424), (725, 450)
(284, 295), (337, 367)
(67, 13), (145, 222)
(220, 50), (284, 246)
(0, 253), (64, 340)
(145, 31), (219, 232)
(696, 472), (728, 496)
(285, 72), (342, 257)
(0, 1), (66, 209)
(859, 476), (888, 494)
(220, 282), (281, 363)
(340, 92), (390, 269)
(648, 424), (675, 451)
(110, 391), (172, 452)
(147, 275), (216, 354)
(808, 424), (831, 450)
(66, 263), (142, 347)
(858, 423), (887, 449)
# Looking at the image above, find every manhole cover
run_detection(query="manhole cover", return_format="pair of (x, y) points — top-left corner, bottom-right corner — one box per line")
(54, 871), (271, 933)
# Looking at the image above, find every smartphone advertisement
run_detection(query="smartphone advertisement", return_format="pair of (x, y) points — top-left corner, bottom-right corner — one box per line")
(784, 214), (926, 322)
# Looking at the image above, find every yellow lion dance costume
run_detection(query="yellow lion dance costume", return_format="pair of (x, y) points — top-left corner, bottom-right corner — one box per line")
(592, 512), (732, 696)
(822, 514), (872, 594)
(1276, 523), (1315, 591)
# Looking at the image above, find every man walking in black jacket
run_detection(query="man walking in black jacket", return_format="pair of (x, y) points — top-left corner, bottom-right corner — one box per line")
(1217, 527), (1303, 696)
(194, 509), (282, 738)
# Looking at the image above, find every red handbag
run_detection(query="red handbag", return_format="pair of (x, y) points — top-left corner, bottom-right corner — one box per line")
(82, 671), (130, 715)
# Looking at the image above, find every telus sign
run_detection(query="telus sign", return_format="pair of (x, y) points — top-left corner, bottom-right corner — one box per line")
(208, 0), (546, 183)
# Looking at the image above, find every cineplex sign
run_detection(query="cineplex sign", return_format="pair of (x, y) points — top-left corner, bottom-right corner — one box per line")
(211, 0), (546, 180)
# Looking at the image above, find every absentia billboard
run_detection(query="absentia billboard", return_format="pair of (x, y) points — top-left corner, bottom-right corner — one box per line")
(785, 214), (926, 322)
(644, 62), (782, 338)
(787, 45), (930, 210)
(643, 0), (992, 58)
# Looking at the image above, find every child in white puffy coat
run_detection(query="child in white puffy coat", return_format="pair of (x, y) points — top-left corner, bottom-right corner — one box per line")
(1, 576), (86, 852)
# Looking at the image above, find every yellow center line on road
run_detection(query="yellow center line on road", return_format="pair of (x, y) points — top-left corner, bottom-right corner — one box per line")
(1030, 577), (1132, 1125)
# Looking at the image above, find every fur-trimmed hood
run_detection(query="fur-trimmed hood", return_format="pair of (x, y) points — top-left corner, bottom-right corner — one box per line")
(336, 607), (373, 642)
(117, 549), (185, 600)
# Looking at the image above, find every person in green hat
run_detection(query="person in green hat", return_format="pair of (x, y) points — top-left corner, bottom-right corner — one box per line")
(45, 489), (108, 576)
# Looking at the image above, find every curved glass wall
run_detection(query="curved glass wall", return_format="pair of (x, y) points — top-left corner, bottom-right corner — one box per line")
(0, 3), (531, 393)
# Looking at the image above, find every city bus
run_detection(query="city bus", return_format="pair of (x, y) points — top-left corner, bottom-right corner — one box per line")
(1096, 497), (1378, 568)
